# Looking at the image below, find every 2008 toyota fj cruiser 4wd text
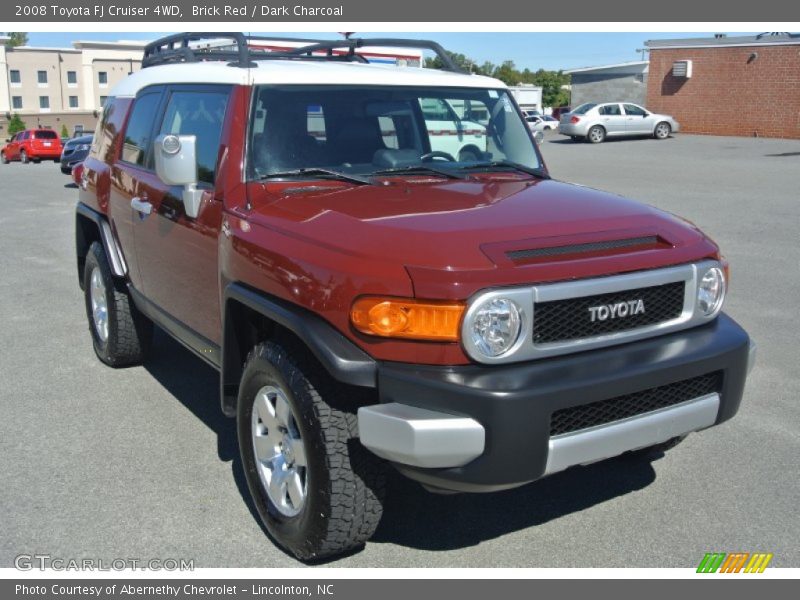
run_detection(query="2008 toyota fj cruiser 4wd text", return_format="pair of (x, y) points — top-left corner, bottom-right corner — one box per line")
(75, 33), (755, 560)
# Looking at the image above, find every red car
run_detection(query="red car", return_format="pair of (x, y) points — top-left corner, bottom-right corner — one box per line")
(1, 129), (63, 164)
(75, 33), (753, 561)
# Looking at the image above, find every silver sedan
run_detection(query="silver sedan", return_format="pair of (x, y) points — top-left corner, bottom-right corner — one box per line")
(558, 102), (680, 143)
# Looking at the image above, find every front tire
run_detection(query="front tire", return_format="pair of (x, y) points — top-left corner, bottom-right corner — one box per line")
(237, 340), (386, 561)
(587, 125), (606, 144)
(654, 122), (672, 139)
(83, 242), (152, 366)
(0, 152), (7, 164)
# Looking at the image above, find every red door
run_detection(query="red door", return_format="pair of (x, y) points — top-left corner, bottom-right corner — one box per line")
(131, 85), (231, 344)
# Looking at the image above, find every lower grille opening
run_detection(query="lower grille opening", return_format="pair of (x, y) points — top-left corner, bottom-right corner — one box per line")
(549, 372), (722, 437)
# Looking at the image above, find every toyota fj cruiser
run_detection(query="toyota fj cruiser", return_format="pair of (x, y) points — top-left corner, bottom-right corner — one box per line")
(75, 33), (755, 560)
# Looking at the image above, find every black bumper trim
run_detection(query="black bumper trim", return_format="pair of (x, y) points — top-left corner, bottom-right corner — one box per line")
(376, 313), (750, 491)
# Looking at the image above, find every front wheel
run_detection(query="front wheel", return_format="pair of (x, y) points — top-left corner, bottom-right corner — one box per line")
(237, 341), (386, 561)
(587, 125), (606, 144)
(0, 152), (7, 164)
(654, 122), (672, 139)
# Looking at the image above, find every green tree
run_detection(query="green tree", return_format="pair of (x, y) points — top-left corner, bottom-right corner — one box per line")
(61, 124), (70, 139)
(4, 32), (28, 48)
(7, 113), (26, 136)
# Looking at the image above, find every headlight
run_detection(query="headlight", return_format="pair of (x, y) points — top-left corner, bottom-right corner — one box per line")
(697, 267), (726, 317)
(468, 297), (522, 357)
(76, 144), (90, 151)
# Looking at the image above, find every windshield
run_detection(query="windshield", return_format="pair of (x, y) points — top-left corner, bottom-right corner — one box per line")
(570, 103), (597, 115)
(247, 85), (541, 180)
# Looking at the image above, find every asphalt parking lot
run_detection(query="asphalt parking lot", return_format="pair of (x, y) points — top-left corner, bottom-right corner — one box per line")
(1, 132), (798, 568)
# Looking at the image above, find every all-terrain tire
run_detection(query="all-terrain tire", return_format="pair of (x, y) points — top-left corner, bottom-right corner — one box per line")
(83, 241), (152, 366)
(237, 339), (386, 561)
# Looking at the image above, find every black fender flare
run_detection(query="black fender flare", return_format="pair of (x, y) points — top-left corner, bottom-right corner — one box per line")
(220, 283), (377, 416)
(75, 202), (128, 284)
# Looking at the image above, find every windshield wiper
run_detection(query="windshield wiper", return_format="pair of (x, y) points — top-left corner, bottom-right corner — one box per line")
(372, 164), (467, 180)
(259, 168), (374, 186)
(457, 160), (550, 179)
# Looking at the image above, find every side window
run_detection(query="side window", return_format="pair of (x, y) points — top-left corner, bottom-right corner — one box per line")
(121, 92), (160, 166)
(419, 98), (454, 122)
(623, 104), (647, 116)
(158, 89), (229, 185)
(599, 104), (621, 116)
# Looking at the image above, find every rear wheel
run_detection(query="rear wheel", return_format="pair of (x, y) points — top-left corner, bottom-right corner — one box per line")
(237, 340), (386, 561)
(654, 122), (672, 139)
(587, 126), (606, 144)
(20, 150), (29, 164)
(83, 242), (152, 367)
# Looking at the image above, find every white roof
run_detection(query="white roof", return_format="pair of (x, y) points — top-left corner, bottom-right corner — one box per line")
(110, 60), (505, 97)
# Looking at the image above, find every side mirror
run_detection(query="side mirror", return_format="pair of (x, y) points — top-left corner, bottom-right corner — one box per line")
(153, 134), (203, 218)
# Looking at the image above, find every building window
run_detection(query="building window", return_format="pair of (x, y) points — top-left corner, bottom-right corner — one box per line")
(98, 71), (108, 86)
(10, 70), (21, 84)
(69, 96), (79, 108)
(39, 96), (50, 110)
(67, 70), (78, 85)
(12, 96), (23, 109)
(99, 96), (108, 107)
(37, 70), (48, 85)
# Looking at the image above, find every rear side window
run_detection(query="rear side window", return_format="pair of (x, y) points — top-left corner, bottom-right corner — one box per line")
(121, 92), (160, 166)
(158, 90), (229, 185)
(599, 104), (621, 116)
(34, 130), (58, 139)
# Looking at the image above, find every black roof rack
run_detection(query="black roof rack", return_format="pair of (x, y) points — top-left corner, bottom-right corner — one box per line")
(142, 32), (467, 73)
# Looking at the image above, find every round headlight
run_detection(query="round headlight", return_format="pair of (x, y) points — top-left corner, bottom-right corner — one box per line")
(697, 267), (726, 317)
(469, 298), (522, 357)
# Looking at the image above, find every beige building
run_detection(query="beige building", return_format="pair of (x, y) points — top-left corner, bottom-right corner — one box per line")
(1, 37), (146, 138)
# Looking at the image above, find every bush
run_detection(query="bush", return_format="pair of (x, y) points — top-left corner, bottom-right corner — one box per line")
(60, 124), (69, 139)
(7, 113), (26, 136)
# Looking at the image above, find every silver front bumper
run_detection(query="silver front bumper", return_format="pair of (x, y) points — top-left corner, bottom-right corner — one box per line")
(357, 403), (484, 468)
(360, 391), (725, 476)
(544, 393), (720, 475)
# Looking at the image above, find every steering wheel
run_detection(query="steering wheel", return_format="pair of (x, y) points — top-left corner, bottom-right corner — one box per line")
(420, 150), (456, 162)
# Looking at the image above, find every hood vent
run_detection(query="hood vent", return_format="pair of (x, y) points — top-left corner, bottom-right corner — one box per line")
(507, 235), (662, 263)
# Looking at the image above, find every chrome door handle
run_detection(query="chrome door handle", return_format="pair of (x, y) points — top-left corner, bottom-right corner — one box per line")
(131, 197), (153, 215)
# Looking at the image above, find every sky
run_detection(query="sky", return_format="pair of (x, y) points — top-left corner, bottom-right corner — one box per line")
(24, 31), (759, 71)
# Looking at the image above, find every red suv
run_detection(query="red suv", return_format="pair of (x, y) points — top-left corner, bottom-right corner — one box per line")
(1, 129), (63, 164)
(75, 34), (755, 561)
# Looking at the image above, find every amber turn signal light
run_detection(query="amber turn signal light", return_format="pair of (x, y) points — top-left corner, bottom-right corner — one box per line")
(350, 297), (465, 341)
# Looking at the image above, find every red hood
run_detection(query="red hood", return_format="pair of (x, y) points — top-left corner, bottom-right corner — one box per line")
(246, 176), (718, 298)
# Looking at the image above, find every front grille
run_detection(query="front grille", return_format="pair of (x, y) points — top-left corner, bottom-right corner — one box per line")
(550, 372), (722, 436)
(507, 236), (659, 262)
(533, 281), (684, 344)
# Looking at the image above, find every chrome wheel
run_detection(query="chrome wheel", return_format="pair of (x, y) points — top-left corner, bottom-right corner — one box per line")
(655, 122), (671, 139)
(89, 267), (109, 342)
(251, 385), (307, 517)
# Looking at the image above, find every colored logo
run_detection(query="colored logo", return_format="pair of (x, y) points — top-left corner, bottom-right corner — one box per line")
(697, 552), (773, 573)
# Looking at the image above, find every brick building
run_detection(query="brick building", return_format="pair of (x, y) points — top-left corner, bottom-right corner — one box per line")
(645, 33), (800, 139)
